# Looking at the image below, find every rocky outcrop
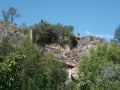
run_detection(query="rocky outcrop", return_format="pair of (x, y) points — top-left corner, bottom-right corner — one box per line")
(44, 36), (106, 79)
(45, 36), (105, 64)
(79, 36), (105, 46)
(0, 20), (24, 44)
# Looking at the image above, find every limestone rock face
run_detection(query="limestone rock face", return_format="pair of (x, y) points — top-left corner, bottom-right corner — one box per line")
(45, 36), (105, 65)
(44, 35), (105, 79)
(0, 20), (24, 44)
(79, 36), (105, 46)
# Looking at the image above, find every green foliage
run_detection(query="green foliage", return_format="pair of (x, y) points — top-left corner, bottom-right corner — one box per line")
(1, 6), (20, 23)
(70, 34), (77, 49)
(15, 36), (41, 79)
(1, 10), (9, 22)
(14, 36), (67, 90)
(40, 54), (67, 90)
(20, 23), (31, 35)
(22, 54), (67, 90)
(53, 23), (74, 47)
(0, 52), (25, 90)
(0, 38), (13, 60)
(32, 20), (74, 48)
(112, 25), (120, 42)
(32, 20), (58, 46)
(72, 43), (120, 90)
(8, 7), (20, 23)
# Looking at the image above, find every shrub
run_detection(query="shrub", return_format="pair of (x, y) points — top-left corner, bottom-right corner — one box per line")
(0, 52), (25, 90)
(0, 38), (13, 59)
(15, 36), (67, 90)
(22, 54), (67, 90)
(72, 43), (120, 90)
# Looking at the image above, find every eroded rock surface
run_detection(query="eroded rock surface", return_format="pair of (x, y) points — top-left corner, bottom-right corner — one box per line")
(44, 36), (105, 79)
(0, 20), (24, 44)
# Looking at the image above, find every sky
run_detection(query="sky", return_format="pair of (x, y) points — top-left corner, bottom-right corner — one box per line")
(0, 0), (120, 41)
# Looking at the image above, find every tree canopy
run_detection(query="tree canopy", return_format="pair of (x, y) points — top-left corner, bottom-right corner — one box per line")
(112, 25), (120, 42)
(32, 20), (76, 48)
(71, 43), (120, 90)
(0, 36), (68, 90)
(1, 6), (20, 23)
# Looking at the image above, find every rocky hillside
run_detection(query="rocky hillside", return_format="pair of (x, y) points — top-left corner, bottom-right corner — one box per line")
(0, 20), (24, 44)
(44, 36), (106, 79)
(0, 20), (106, 79)
(45, 36), (105, 65)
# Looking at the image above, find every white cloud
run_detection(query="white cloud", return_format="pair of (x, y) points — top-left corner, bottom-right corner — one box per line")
(86, 30), (93, 35)
(85, 30), (113, 41)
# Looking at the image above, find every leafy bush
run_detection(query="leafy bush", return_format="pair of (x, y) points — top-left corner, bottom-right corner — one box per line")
(72, 43), (120, 90)
(0, 34), (68, 90)
(0, 52), (25, 90)
(22, 54), (67, 90)
(32, 20), (74, 48)
(15, 36), (67, 90)
(0, 38), (13, 59)
(70, 34), (77, 49)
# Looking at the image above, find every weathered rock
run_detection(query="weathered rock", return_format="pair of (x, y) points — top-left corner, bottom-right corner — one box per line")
(71, 67), (79, 79)
(45, 35), (105, 64)
(44, 35), (105, 79)
(0, 20), (24, 44)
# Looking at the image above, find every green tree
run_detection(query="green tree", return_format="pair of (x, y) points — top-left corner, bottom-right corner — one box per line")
(15, 36), (43, 89)
(32, 20), (58, 46)
(0, 36), (67, 90)
(72, 43), (120, 90)
(15, 36), (67, 90)
(1, 10), (9, 22)
(112, 25), (120, 42)
(32, 20), (75, 49)
(53, 23), (74, 47)
(1, 6), (20, 23)
(8, 7), (20, 23)
(0, 52), (25, 90)
(22, 54), (67, 90)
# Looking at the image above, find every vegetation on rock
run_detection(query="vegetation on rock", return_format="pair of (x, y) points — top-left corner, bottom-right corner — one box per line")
(71, 42), (120, 90)
(32, 20), (77, 49)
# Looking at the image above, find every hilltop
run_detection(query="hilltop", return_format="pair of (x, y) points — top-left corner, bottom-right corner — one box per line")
(0, 20), (24, 44)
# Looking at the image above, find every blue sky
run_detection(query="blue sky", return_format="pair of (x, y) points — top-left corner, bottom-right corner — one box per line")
(0, 0), (120, 41)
